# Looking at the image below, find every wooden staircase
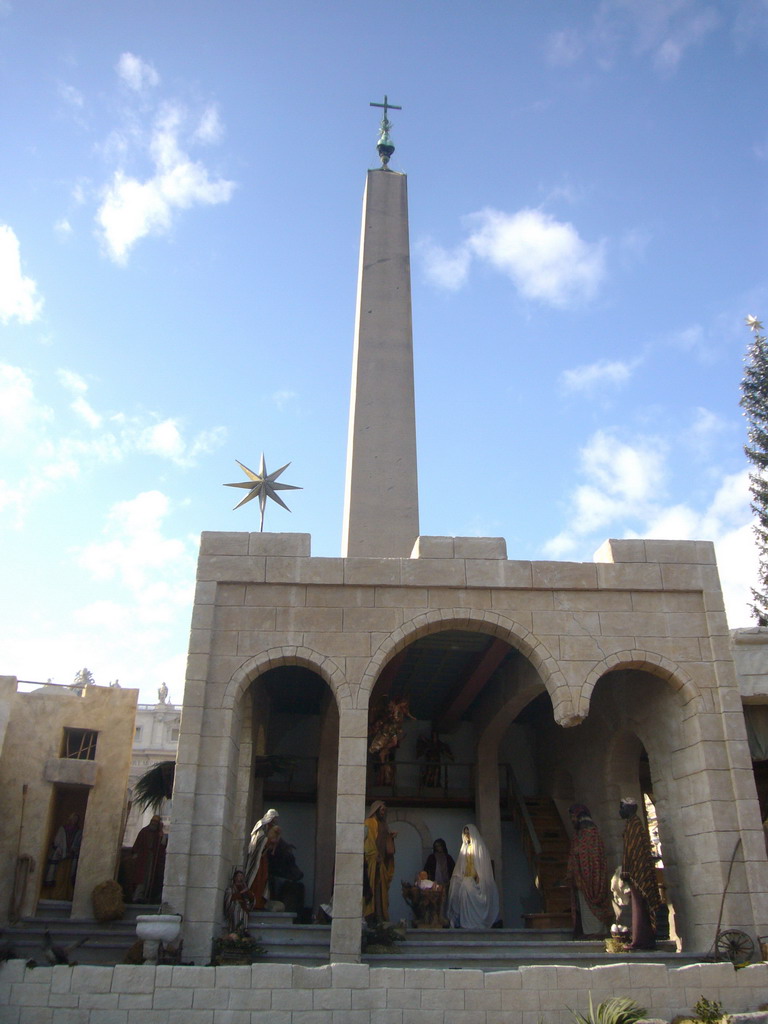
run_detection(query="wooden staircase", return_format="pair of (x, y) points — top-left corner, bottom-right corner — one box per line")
(515, 797), (572, 929)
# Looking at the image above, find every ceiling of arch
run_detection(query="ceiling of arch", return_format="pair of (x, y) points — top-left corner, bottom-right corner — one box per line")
(260, 630), (525, 727)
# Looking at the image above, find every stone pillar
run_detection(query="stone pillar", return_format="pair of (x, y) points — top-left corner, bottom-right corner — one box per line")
(476, 738), (503, 900)
(342, 169), (419, 557)
(329, 709), (368, 961)
(314, 696), (339, 907)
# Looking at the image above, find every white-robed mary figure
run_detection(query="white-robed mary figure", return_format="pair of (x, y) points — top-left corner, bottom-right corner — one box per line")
(447, 824), (500, 929)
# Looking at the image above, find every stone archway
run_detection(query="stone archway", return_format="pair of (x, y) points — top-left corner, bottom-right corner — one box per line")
(359, 621), (568, 929)
(229, 659), (341, 913)
(358, 609), (573, 721)
(578, 666), (723, 950)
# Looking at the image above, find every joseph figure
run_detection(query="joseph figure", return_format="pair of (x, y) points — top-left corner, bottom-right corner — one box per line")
(363, 800), (396, 924)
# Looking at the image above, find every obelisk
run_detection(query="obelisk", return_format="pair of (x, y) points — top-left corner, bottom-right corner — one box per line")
(341, 98), (420, 557)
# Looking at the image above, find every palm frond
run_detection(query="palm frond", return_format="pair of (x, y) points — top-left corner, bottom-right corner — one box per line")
(133, 760), (175, 813)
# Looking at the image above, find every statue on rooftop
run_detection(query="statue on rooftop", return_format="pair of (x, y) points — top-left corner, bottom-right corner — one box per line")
(72, 668), (94, 693)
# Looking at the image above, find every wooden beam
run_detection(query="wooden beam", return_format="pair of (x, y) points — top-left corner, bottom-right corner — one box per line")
(435, 639), (510, 731)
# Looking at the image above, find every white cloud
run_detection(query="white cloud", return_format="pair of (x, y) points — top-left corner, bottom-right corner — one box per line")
(546, 28), (584, 66)
(116, 52), (159, 93)
(57, 369), (88, 394)
(96, 99), (235, 264)
(58, 83), (84, 111)
(0, 225), (43, 324)
(193, 104), (224, 145)
(421, 208), (606, 308)
(666, 320), (725, 364)
(644, 469), (757, 627)
(272, 390), (298, 411)
(716, 522), (758, 628)
(619, 227), (652, 261)
(420, 240), (471, 291)
(669, 324), (704, 351)
(135, 417), (226, 466)
(0, 362), (226, 527)
(650, 7), (719, 73)
(468, 209), (605, 307)
(137, 419), (186, 460)
(79, 490), (187, 590)
(57, 490), (197, 699)
(561, 359), (636, 393)
(0, 364), (52, 443)
(553, 1), (721, 74)
(543, 429), (759, 627)
(684, 407), (728, 456)
(544, 430), (666, 555)
(583, 430), (666, 503)
(57, 370), (102, 426)
(71, 396), (102, 428)
(93, 59), (235, 264)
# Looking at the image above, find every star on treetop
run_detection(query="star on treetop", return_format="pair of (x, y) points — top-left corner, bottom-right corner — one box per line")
(224, 454), (302, 532)
(746, 315), (764, 334)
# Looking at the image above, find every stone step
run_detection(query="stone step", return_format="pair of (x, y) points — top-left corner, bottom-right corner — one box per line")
(370, 937), (675, 956)
(250, 925), (332, 946)
(3, 903), (164, 966)
(256, 947), (332, 963)
(383, 927), (574, 943)
(2, 927), (138, 967)
(249, 921), (686, 971)
(362, 949), (701, 970)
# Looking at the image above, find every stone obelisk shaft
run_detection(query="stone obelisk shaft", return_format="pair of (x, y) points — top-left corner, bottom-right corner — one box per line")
(342, 169), (419, 557)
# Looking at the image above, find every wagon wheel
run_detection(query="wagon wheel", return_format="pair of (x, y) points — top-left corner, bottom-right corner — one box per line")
(715, 929), (754, 964)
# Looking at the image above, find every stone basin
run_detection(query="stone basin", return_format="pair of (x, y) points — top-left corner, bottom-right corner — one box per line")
(136, 914), (182, 943)
(136, 913), (183, 963)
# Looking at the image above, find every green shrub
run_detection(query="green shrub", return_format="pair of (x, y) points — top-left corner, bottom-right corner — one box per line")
(693, 997), (729, 1024)
(570, 994), (647, 1024)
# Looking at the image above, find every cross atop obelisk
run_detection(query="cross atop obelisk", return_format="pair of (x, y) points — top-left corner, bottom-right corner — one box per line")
(341, 101), (420, 557)
(370, 95), (401, 168)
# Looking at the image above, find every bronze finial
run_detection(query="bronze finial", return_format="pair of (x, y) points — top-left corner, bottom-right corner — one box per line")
(370, 95), (402, 168)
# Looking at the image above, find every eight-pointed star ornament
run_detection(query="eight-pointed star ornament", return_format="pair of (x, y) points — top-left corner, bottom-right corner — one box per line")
(224, 454), (302, 532)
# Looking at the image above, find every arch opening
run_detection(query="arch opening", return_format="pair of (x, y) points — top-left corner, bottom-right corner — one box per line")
(232, 663), (339, 917)
(365, 627), (573, 927)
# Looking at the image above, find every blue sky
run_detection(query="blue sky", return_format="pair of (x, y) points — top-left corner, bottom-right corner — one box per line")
(2, 0), (767, 704)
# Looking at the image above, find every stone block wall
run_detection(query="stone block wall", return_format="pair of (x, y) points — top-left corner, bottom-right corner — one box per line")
(2, 960), (768, 1024)
(165, 532), (768, 963)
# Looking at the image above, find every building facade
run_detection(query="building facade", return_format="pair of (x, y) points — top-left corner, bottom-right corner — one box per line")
(0, 676), (137, 923)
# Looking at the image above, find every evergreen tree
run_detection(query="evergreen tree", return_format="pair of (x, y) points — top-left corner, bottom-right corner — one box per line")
(740, 315), (768, 624)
